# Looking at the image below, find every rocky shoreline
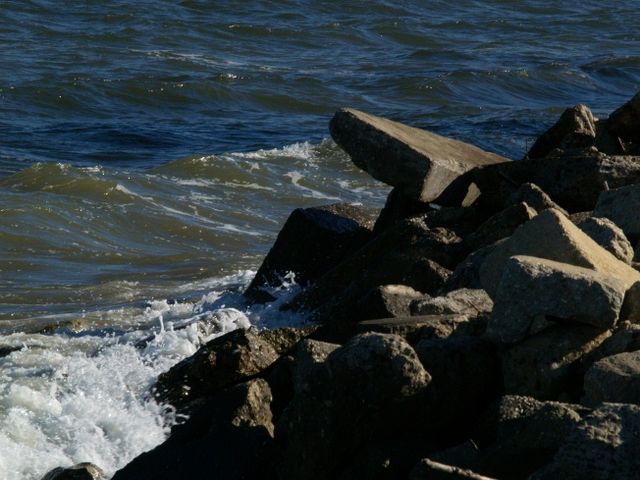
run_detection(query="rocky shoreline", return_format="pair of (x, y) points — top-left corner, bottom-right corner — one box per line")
(43, 92), (640, 479)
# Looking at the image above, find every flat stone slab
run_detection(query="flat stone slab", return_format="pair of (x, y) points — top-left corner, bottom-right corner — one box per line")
(330, 108), (509, 202)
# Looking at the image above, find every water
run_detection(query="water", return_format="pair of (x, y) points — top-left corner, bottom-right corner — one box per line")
(1, 1), (640, 478)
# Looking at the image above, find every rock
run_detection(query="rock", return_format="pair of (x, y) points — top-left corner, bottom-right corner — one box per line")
(409, 459), (496, 480)
(257, 326), (318, 355)
(410, 289), (493, 316)
(465, 202), (537, 251)
(602, 91), (640, 154)
(576, 216), (634, 264)
(479, 209), (640, 298)
(41, 463), (105, 480)
(594, 184), (640, 243)
(358, 314), (486, 344)
(526, 105), (597, 159)
(355, 284), (426, 321)
(329, 108), (509, 202)
(373, 187), (434, 234)
(590, 321), (640, 361)
(487, 256), (627, 344)
(501, 325), (610, 400)
(444, 242), (501, 291)
(531, 403), (640, 480)
(245, 203), (373, 301)
(415, 336), (502, 443)
(428, 441), (480, 471)
(509, 182), (567, 215)
(112, 379), (275, 480)
(291, 338), (340, 394)
(153, 328), (279, 413)
(472, 396), (586, 479)
(0, 345), (21, 358)
(583, 351), (640, 405)
(276, 333), (430, 480)
(421, 205), (490, 237)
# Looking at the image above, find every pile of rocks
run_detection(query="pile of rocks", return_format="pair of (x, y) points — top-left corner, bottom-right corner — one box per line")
(51, 92), (640, 479)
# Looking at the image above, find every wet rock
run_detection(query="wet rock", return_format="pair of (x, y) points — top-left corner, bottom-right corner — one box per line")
(153, 328), (279, 412)
(531, 403), (640, 480)
(479, 209), (640, 298)
(501, 325), (610, 400)
(245, 203), (373, 301)
(509, 182), (567, 215)
(594, 184), (640, 243)
(576, 216), (634, 264)
(358, 314), (486, 344)
(487, 256), (626, 344)
(410, 289), (493, 316)
(583, 351), (640, 405)
(112, 379), (275, 480)
(329, 108), (509, 202)
(409, 459), (496, 480)
(355, 284), (426, 321)
(465, 202), (537, 251)
(601, 90), (640, 154)
(41, 463), (105, 480)
(258, 326), (318, 355)
(0, 345), (21, 358)
(277, 332), (430, 480)
(526, 104), (597, 159)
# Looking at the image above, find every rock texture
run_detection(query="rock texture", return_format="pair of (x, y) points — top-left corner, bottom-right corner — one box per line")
(410, 288), (493, 316)
(594, 184), (640, 243)
(576, 215), (634, 263)
(583, 351), (640, 405)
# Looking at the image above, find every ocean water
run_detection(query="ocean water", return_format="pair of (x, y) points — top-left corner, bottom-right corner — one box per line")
(1, 1), (640, 478)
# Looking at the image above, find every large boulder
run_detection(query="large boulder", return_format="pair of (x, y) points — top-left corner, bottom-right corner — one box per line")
(245, 203), (372, 301)
(410, 289), (493, 317)
(479, 209), (640, 298)
(594, 184), (640, 243)
(41, 464), (105, 480)
(526, 104), (597, 159)
(465, 202), (537, 251)
(153, 328), (279, 412)
(276, 333), (430, 480)
(576, 216), (634, 264)
(329, 108), (509, 202)
(487, 256), (627, 345)
(112, 379), (275, 480)
(601, 91), (640, 154)
(583, 351), (640, 405)
(532, 403), (640, 480)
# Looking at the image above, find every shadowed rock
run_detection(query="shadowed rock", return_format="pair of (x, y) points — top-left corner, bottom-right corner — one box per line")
(411, 289), (493, 317)
(41, 464), (105, 480)
(576, 216), (634, 264)
(594, 184), (640, 244)
(583, 351), (640, 405)
(465, 202), (537, 251)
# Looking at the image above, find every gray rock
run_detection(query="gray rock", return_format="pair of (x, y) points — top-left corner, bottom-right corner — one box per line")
(583, 351), (640, 405)
(277, 333), (430, 480)
(329, 108), (509, 202)
(257, 326), (318, 355)
(509, 182), (567, 215)
(410, 288), (493, 316)
(487, 256), (626, 345)
(245, 203), (373, 302)
(526, 104), (597, 159)
(577, 216), (634, 264)
(153, 328), (279, 413)
(532, 403), (640, 480)
(355, 284), (426, 321)
(465, 202), (537, 251)
(501, 325), (610, 400)
(594, 184), (640, 243)
(41, 464), (105, 480)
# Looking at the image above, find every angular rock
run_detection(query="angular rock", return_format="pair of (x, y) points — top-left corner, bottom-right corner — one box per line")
(576, 216), (634, 264)
(479, 209), (640, 298)
(509, 182), (567, 215)
(257, 326), (318, 355)
(355, 284), (426, 321)
(153, 328), (279, 412)
(330, 108), (509, 202)
(602, 91), (640, 154)
(465, 202), (537, 251)
(526, 104), (597, 159)
(41, 464), (105, 480)
(292, 338), (340, 394)
(277, 333), (430, 480)
(409, 459), (496, 480)
(501, 325), (610, 400)
(245, 203), (372, 301)
(444, 242), (502, 292)
(112, 379), (275, 480)
(410, 289), (493, 316)
(487, 256), (626, 344)
(373, 187), (434, 234)
(594, 184), (640, 243)
(531, 403), (640, 480)
(583, 351), (640, 405)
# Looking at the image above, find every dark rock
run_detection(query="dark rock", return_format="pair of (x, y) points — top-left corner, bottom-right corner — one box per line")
(576, 216), (634, 264)
(594, 184), (640, 243)
(601, 91), (640, 154)
(0, 345), (21, 358)
(465, 202), (537, 251)
(112, 379), (275, 480)
(444, 243), (501, 292)
(428, 441), (480, 471)
(41, 463), (105, 480)
(276, 333), (430, 480)
(355, 284), (426, 321)
(500, 325), (610, 400)
(410, 289), (493, 316)
(153, 328), (279, 413)
(373, 187), (434, 234)
(291, 338), (340, 394)
(583, 351), (640, 405)
(531, 403), (640, 480)
(258, 326), (318, 355)
(245, 203), (373, 301)
(409, 459), (496, 480)
(509, 182), (567, 215)
(487, 255), (626, 345)
(526, 105), (597, 159)
(329, 108), (509, 202)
